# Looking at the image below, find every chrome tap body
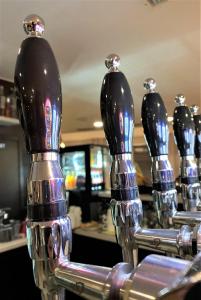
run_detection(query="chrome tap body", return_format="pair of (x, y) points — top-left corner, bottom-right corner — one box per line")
(173, 95), (201, 211)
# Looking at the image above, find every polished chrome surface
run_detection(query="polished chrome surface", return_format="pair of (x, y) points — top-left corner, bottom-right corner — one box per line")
(56, 261), (112, 300)
(143, 78), (156, 93)
(110, 153), (143, 266)
(55, 261), (132, 300)
(110, 198), (143, 266)
(27, 216), (72, 261)
(134, 226), (193, 258)
(105, 54), (120, 72)
(180, 156), (201, 211)
(175, 94), (186, 106)
(27, 216), (72, 299)
(153, 189), (177, 227)
(41, 288), (65, 300)
(190, 105), (199, 115)
(181, 156), (198, 178)
(173, 211), (201, 227)
(158, 252), (201, 299)
(152, 156), (177, 228)
(23, 14), (45, 37)
(158, 274), (201, 300)
(123, 254), (190, 300)
(28, 155), (65, 205)
(32, 152), (59, 162)
(111, 154), (139, 199)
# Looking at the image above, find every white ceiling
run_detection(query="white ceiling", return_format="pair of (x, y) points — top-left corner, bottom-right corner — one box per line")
(0, 0), (200, 133)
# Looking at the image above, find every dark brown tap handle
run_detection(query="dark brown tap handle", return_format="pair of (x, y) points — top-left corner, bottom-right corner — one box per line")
(173, 95), (195, 157)
(100, 55), (134, 155)
(14, 15), (61, 154)
(142, 79), (169, 157)
(190, 106), (201, 159)
(16, 97), (30, 152)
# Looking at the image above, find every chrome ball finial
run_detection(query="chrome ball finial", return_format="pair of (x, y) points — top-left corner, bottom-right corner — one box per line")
(190, 105), (199, 115)
(105, 54), (120, 72)
(143, 78), (156, 93)
(23, 15), (45, 37)
(175, 94), (186, 106)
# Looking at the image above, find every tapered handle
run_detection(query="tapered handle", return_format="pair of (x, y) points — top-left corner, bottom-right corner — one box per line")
(173, 95), (195, 157)
(190, 106), (201, 158)
(100, 54), (134, 155)
(14, 15), (62, 154)
(141, 78), (169, 157)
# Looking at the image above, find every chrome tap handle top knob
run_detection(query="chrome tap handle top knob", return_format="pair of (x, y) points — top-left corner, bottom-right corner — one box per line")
(105, 54), (120, 72)
(143, 78), (156, 93)
(23, 14), (45, 37)
(175, 94), (186, 106)
(190, 105), (199, 116)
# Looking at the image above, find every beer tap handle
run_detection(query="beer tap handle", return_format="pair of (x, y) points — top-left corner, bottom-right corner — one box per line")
(100, 54), (134, 155)
(100, 54), (142, 265)
(190, 105), (201, 159)
(14, 15), (62, 154)
(174, 96), (200, 211)
(141, 78), (177, 228)
(173, 94), (195, 157)
(142, 78), (168, 156)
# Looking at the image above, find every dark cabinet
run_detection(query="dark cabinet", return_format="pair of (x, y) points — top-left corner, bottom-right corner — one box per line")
(0, 125), (29, 219)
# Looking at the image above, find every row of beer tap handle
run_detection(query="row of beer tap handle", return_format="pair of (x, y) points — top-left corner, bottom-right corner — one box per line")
(14, 15), (201, 300)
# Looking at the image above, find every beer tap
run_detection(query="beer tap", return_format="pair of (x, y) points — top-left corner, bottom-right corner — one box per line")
(142, 78), (177, 229)
(173, 95), (201, 211)
(190, 105), (201, 184)
(14, 15), (201, 300)
(142, 79), (201, 229)
(14, 14), (72, 300)
(100, 58), (200, 264)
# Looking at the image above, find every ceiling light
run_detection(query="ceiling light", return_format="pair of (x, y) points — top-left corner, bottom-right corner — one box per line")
(93, 121), (103, 128)
(167, 116), (173, 122)
(60, 142), (66, 148)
